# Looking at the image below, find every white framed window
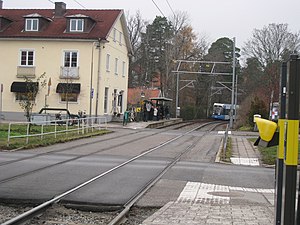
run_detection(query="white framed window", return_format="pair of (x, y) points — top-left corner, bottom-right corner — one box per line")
(119, 31), (122, 45)
(64, 51), (78, 67)
(25, 18), (38, 31)
(106, 54), (110, 71)
(122, 61), (126, 77)
(104, 87), (109, 114)
(70, 19), (84, 32)
(113, 28), (117, 42)
(20, 50), (35, 66)
(114, 58), (118, 75)
(60, 93), (78, 103)
(61, 51), (79, 78)
(15, 93), (31, 101)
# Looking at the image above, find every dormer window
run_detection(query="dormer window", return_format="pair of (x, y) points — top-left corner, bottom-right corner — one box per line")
(23, 13), (51, 32)
(70, 19), (84, 32)
(25, 18), (39, 31)
(66, 14), (95, 33)
(0, 16), (13, 32)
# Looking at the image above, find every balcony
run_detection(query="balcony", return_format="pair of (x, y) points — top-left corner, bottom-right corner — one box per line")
(60, 67), (79, 79)
(16, 66), (36, 78)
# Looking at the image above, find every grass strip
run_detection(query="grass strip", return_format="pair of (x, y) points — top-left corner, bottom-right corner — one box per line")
(0, 123), (111, 150)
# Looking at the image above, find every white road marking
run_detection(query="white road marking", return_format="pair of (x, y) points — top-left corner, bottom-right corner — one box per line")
(218, 131), (232, 134)
(230, 157), (260, 166)
(177, 182), (274, 204)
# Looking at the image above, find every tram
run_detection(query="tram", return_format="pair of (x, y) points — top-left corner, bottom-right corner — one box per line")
(211, 103), (237, 120)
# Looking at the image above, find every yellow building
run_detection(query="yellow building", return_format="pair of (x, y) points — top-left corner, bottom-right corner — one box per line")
(0, 1), (132, 121)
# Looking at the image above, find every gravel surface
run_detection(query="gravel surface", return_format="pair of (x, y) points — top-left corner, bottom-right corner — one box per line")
(0, 204), (159, 225)
(123, 207), (160, 225)
(0, 204), (33, 224)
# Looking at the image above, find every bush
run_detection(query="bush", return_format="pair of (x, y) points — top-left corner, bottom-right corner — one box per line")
(181, 105), (195, 120)
(247, 96), (268, 127)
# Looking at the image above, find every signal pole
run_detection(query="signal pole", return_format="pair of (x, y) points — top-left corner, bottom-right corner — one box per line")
(229, 37), (236, 129)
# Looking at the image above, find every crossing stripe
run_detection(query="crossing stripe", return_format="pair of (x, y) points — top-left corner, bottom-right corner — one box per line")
(176, 182), (274, 204)
(230, 157), (260, 166)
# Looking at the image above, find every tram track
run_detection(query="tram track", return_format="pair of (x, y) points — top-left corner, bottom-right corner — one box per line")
(0, 128), (174, 184)
(0, 129), (140, 167)
(0, 119), (216, 168)
(0, 120), (188, 168)
(0, 120), (218, 185)
(108, 121), (224, 225)
(1, 121), (225, 225)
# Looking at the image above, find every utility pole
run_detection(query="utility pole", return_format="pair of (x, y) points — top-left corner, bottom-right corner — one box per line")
(89, 43), (95, 118)
(229, 37), (236, 129)
(173, 60), (233, 119)
(176, 72), (179, 118)
(0, 84), (3, 123)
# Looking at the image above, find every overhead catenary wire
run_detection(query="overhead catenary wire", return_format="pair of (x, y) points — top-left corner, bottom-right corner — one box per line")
(72, 0), (87, 9)
(166, 0), (176, 17)
(151, 0), (166, 17)
(46, 0), (85, 8)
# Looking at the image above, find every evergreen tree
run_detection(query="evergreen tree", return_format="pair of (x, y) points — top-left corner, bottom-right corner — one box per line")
(141, 16), (174, 94)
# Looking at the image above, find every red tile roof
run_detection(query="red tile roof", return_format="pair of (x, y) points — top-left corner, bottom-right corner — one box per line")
(127, 88), (161, 106)
(0, 8), (122, 39)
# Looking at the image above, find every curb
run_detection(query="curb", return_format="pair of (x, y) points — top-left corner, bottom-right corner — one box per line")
(215, 138), (223, 163)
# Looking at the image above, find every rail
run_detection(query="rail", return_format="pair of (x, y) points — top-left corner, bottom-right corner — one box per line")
(2, 121), (216, 225)
(7, 116), (107, 147)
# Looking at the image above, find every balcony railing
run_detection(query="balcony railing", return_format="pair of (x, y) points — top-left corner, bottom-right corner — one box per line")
(60, 67), (79, 79)
(17, 66), (36, 78)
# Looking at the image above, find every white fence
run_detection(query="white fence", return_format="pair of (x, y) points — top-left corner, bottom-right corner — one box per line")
(7, 116), (107, 147)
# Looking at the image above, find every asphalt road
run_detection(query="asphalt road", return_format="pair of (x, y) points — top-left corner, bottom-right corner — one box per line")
(0, 127), (274, 208)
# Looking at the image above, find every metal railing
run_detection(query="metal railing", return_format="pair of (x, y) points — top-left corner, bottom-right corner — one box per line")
(7, 116), (107, 147)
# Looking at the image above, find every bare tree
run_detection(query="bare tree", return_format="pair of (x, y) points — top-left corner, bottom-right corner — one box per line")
(240, 24), (300, 120)
(126, 10), (146, 53)
(19, 73), (46, 121)
(126, 11), (147, 88)
(168, 11), (190, 35)
(166, 12), (210, 118)
(243, 23), (300, 67)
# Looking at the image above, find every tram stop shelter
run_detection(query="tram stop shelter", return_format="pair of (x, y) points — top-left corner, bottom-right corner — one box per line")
(150, 97), (172, 106)
(150, 97), (173, 119)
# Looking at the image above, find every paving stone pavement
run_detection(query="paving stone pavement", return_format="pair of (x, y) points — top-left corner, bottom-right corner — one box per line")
(141, 134), (275, 225)
(110, 121), (274, 224)
(230, 136), (261, 166)
(141, 181), (274, 225)
(142, 202), (274, 225)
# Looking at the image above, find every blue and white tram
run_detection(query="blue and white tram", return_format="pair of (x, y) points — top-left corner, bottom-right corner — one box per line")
(211, 103), (233, 120)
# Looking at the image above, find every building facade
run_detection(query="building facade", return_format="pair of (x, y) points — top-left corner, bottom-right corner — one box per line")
(0, 1), (132, 121)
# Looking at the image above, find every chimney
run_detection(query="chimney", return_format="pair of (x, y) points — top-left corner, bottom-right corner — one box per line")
(0, 1), (3, 9)
(55, 2), (66, 17)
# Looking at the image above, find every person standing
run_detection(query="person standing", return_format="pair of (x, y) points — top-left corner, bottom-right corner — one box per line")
(123, 110), (129, 126)
(165, 105), (170, 120)
(153, 106), (158, 121)
(145, 102), (151, 122)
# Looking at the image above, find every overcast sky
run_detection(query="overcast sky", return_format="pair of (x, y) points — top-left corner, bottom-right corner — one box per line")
(3, 0), (300, 48)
